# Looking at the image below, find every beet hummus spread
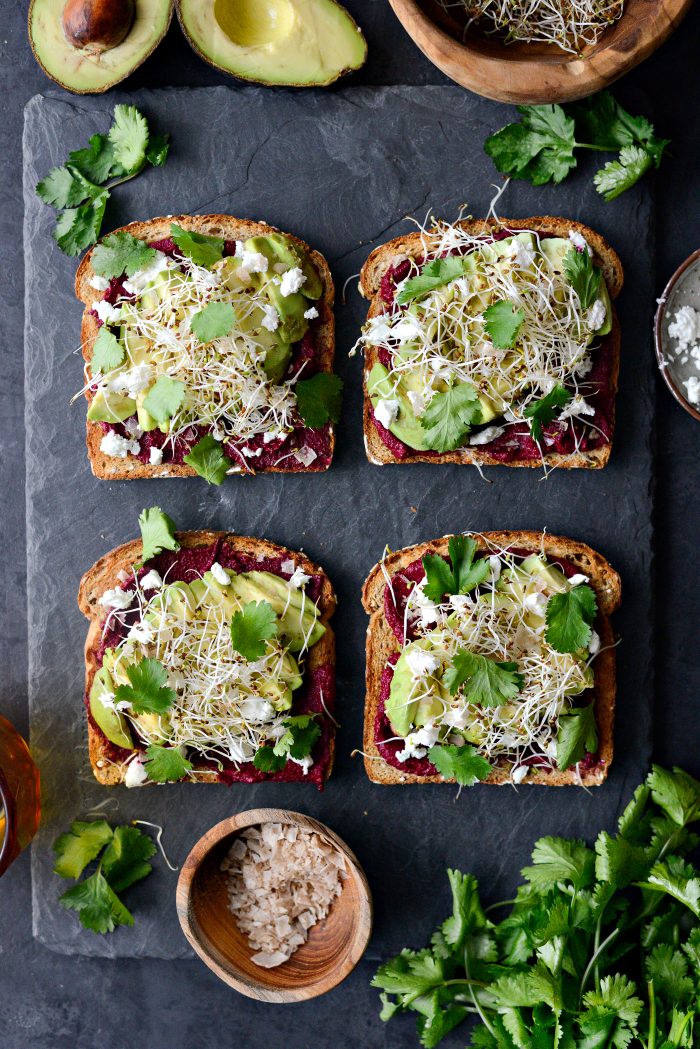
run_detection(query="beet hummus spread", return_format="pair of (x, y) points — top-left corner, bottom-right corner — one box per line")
(92, 237), (333, 473)
(371, 231), (615, 463)
(375, 548), (602, 779)
(89, 541), (335, 789)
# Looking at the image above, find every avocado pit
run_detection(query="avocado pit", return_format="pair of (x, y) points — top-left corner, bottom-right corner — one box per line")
(62, 0), (135, 53)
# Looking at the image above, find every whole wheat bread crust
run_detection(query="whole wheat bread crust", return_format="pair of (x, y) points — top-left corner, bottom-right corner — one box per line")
(360, 217), (623, 470)
(361, 531), (621, 787)
(76, 214), (336, 480)
(79, 532), (337, 786)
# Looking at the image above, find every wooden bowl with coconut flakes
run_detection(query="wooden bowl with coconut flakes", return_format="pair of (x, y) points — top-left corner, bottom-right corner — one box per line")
(176, 809), (373, 1002)
(387, 0), (694, 103)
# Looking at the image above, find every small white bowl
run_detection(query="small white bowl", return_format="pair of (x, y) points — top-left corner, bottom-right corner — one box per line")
(655, 249), (700, 422)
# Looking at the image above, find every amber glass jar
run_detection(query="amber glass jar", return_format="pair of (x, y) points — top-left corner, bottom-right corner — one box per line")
(0, 716), (41, 876)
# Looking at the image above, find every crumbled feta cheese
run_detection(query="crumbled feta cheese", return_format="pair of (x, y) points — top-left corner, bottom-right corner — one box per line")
(149, 446), (163, 466)
(407, 390), (426, 417)
(242, 446), (263, 457)
(489, 555), (502, 582)
(685, 376), (700, 406)
(512, 765), (529, 785)
(124, 756), (149, 788)
(396, 725), (439, 762)
(524, 592), (548, 617)
(99, 587), (134, 611)
(121, 279), (137, 296)
(512, 240), (536, 268)
(261, 304), (280, 332)
(573, 355), (594, 378)
(588, 630), (601, 655)
(290, 755), (314, 774)
(568, 573), (589, 587)
(237, 698), (275, 724)
(668, 305), (700, 350)
(364, 315), (393, 343)
(374, 398), (400, 429)
(279, 267), (306, 297)
(108, 364), (152, 398)
(99, 431), (140, 459)
(288, 567), (311, 589)
(443, 707), (469, 731)
(127, 252), (171, 293)
(392, 318), (422, 343)
(140, 569), (163, 591)
(128, 621), (154, 644)
(293, 446), (318, 466)
(234, 241), (269, 275)
(405, 647), (440, 679)
(303, 306), (319, 320)
(568, 230), (592, 255)
(210, 562), (231, 586)
(559, 396), (596, 421)
(587, 298), (607, 332)
(89, 275), (110, 292)
(470, 425), (505, 445)
(228, 737), (255, 764)
(93, 300), (123, 325)
(409, 583), (439, 629)
(449, 594), (472, 612)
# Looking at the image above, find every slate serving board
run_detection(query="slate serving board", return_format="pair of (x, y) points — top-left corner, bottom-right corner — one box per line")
(24, 85), (654, 960)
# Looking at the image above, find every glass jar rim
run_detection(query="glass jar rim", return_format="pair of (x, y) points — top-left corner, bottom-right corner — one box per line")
(0, 767), (14, 875)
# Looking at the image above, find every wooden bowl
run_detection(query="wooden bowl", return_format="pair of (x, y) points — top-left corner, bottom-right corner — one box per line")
(654, 249), (700, 423)
(387, 0), (694, 103)
(176, 808), (373, 1002)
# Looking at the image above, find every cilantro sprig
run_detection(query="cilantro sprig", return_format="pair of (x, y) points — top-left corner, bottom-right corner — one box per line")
(183, 434), (234, 485)
(396, 256), (477, 305)
(523, 384), (572, 442)
(36, 105), (170, 256)
(54, 821), (157, 934)
(143, 744), (193, 784)
(253, 714), (321, 773)
(545, 582), (598, 653)
(483, 299), (524, 349)
(230, 600), (278, 662)
(420, 382), (482, 452)
(428, 744), (492, 787)
(443, 650), (524, 707)
(138, 506), (179, 564)
(373, 765), (700, 1049)
(484, 90), (669, 201)
(295, 372), (344, 428)
(422, 535), (489, 602)
(114, 657), (176, 715)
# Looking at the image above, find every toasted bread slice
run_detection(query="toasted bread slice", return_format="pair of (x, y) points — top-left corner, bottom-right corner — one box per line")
(76, 214), (336, 480)
(362, 531), (621, 787)
(79, 532), (337, 786)
(360, 217), (623, 470)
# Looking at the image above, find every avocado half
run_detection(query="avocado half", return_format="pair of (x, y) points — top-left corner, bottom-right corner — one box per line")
(29, 0), (174, 94)
(177, 0), (367, 88)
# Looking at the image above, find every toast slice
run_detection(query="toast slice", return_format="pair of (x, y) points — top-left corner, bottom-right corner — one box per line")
(79, 532), (336, 786)
(360, 216), (623, 470)
(76, 214), (336, 480)
(362, 531), (621, 787)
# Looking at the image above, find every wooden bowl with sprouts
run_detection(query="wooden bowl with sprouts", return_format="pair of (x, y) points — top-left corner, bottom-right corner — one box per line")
(388, 0), (694, 103)
(176, 809), (373, 1002)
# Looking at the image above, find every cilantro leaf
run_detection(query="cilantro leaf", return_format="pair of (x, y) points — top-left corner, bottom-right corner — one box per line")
(428, 743), (492, 787)
(143, 744), (193, 784)
(253, 746), (287, 773)
(54, 193), (108, 256)
(420, 382), (482, 452)
(645, 943), (694, 1003)
(484, 104), (577, 186)
(522, 837), (595, 892)
(647, 766), (700, 827)
(170, 224), (224, 268)
(483, 299), (524, 349)
(68, 133), (118, 184)
(101, 826), (156, 894)
(272, 714), (321, 761)
(295, 372), (344, 428)
(545, 583), (597, 653)
(449, 535), (490, 594)
(594, 145), (655, 202)
(138, 506), (180, 563)
(230, 600), (278, 661)
(444, 650), (524, 707)
(91, 327), (125, 374)
(146, 133), (170, 168)
(643, 858), (700, 918)
(91, 231), (157, 279)
(36, 165), (96, 209)
(572, 91), (655, 152)
(142, 375), (186, 425)
(582, 974), (644, 1027)
(372, 947), (449, 1001)
(53, 820), (114, 880)
(563, 247), (603, 310)
(397, 256), (478, 305)
(594, 831), (650, 890)
(190, 301), (235, 343)
(421, 553), (457, 602)
(556, 702), (598, 770)
(108, 104), (149, 174)
(183, 434), (234, 485)
(114, 657), (176, 715)
(59, 870), (134, 934)
(523, 384), (573, 442)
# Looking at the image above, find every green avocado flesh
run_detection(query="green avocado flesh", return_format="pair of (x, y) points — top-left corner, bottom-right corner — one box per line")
(29, 0), (173, 94)
(96, 569), (321, 748)
(387, 555), (594, 742)
(370, 234), (612, 452)
(177, 0), (367, 87)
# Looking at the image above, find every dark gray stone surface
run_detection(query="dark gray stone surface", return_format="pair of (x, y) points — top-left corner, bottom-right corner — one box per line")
(2, 0), (700, 1045)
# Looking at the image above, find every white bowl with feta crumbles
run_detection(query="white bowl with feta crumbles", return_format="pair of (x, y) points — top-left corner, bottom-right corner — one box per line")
(656, 249), (700, 422)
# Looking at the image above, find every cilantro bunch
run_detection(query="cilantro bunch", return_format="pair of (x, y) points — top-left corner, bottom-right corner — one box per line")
(36, 105), (169, 256)
(373, 765), (700, 1048)
(54, 820), (157, 934)
(485, 91), (669, 201)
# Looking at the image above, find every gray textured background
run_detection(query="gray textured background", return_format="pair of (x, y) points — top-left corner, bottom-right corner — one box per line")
(2, 1), (700, 1046)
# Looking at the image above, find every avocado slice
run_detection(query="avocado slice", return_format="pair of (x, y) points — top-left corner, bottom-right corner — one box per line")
(387, 639), (443, 737)
(87, 389), (136, 423)
(177, 0), (367, 88)
(247, 234), (323, 300)
(368, 362), (428, 451)
(228, 571), (325, 652)
(89, 666), (135, 750)
(29, 0), (174, 95)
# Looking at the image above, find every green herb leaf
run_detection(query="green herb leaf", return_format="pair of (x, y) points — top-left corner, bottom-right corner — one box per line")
(523, 384), (572, 442)
(253, 746), (287, 773)
(190, 301), (235, 343)
(90, 327), (125, 374)
(170, 223), (224, 268)
(101, 825), (156, 894)
(572, 91), (655, 151)
(145, 133), (170, 168)
(594, 831), (650, 890)
(484, 104), (577, 186)
(183, 434), (234, 485)
(143, 744), (193, 784)
(421, 553), (457, 602)
(59, 870), (134, 934)
(449, 536), (490, 594)
(114, 657), (176, 715)
(563, 247), (603, 310)
(142, 375), (186, 425)
(108, 104), (149, 174)
(420, 382), (482, 452)
(594, 145), (656, 202)
(230, 600), (278, 662)
(645, 943), (694, 1003)
(53, 820), (114, 880)
(54, 193), (109, 256)
(522, 837), (595, 892)
(272, 714), (321, 761)
(36, 165), (96, 209)
(397, 256), (478, 305)
(643, 858), (700, 918)
(138, 506), (180, 563)
(68, 134), (118, 184)
(545, 583), (597, 654)
(295, 372), (344, 428)
(444, 650), (523, 708)
(647, 765), (700, 827)
(91, 231), (157, 279)
(483, 299), (524, 349)
(555, 702), (598, 770)
(428, 743), (492, 787)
